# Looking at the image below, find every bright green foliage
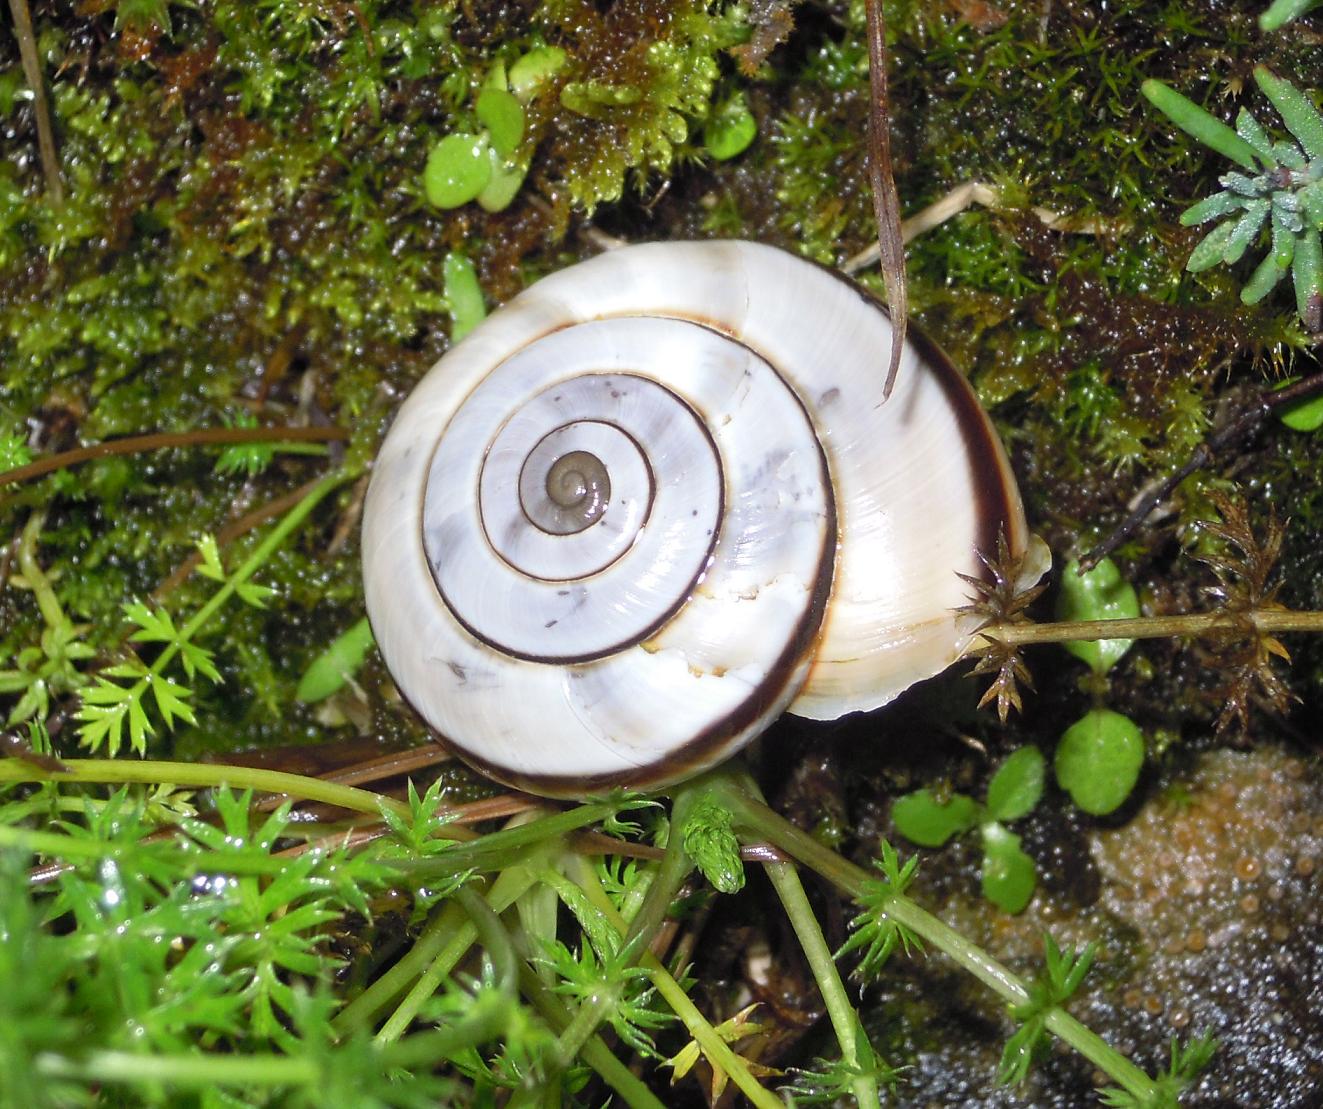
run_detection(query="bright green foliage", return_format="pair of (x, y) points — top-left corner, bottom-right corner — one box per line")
(704, 92), (757, 160)
(1057, 558), (1140, 675)
(422, 48), (556, 213)
(1057, 709), (1146, 815)
(891, 747), (1045, 913)
(999, 934), (1096, 1086)
(985, 746), (1047, 823)
(838, 841), (922, 979)
(544, 940), (672, 1058)
(0, 853), (88, 1109)
(215, 414), (276, 478)
(509, 45), (568, 98)
(1276, 376), (1323, 430)
(891, 788), (981, 847)
(73, 483), (296, 756)
(0, 431), (31, 472)
(543, 0), (748, 209)
(443, 253), (487, 341)
(1100, 1034), (1218, 1108)
(0, 621), (96, 726)
(681, 792), (745, 893)
(1260, 0), (1320, 30)
(782, 1031), (903, 1105)
(296, 615), (375, 702)
(980, 823), (1037, 914)
(424, 133), (493, 209)
(376, 777), (467, 866)
(0, 781), (479, 1106)
(477, 89), (525, 158)
(1143, 69), (1323, 327)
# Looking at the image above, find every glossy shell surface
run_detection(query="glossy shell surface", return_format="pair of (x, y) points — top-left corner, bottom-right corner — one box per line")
(363, 240), (1031, 796)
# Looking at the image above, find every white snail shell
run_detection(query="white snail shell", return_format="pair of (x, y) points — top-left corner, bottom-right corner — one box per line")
(363, 240), (1040, 798)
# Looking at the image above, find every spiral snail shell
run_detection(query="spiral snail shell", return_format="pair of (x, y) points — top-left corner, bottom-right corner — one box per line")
(362, 240), (1040, 798)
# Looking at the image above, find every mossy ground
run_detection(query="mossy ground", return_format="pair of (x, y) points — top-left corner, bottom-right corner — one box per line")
(1, 0), (1322, 1102)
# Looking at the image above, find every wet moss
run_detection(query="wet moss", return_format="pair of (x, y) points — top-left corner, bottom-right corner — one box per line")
(2, 0), (1323, 1098)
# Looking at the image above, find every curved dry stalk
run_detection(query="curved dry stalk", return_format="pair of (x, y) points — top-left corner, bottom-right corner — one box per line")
(0, 425), (347, 488)
(8, 0), (62, 203)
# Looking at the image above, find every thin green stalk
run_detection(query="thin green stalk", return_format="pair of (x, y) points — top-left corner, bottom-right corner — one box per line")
(0, 758), (417, 823)
(574, 859), (785, 1109)
(17, 511), (67, 633)
(376, 866), (539, 1044)
(148, 471), (351, 682)
(542, 787), (696, 1075)
(395, 799), (627, 877)
(516, 963), (667, 1109)
(36, 1050), (319, 1088)
(377, 888), (520, 1063)
(715, 781), (1158, 1104)
(335, 898), (466, 1034)
(764, 857), (879, 1106)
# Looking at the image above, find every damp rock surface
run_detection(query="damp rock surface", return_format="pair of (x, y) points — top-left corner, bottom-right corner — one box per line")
(863, 745), (1323, 1107)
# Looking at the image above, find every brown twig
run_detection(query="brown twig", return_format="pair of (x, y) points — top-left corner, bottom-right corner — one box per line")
(0, 425), (348, 488)
(8, 0), (63, 204)
(152, 476), (328, 600)
(864, 0), (907, 400)
(1078, 369), (1323, 571)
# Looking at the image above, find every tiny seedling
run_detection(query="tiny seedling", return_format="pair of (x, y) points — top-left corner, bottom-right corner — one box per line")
(423, 50), (565, 213)
(1053, 558), (1147, 814)
(891, 746), (1045, 913)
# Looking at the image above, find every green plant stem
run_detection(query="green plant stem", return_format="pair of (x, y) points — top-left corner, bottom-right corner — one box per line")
(980, 608), (1323, 647)
(36, 1050), (320, 1088)
(714, 779), (1158, 1104)
(395, 799), (627, 877)
(543, 787), (695, 1075)
(515, 963), (668, 1109)
(573, 844), (784, 1109)
(336, 898), (463, 1034)
(16, 511), (67, 633)
(370, 887), (521, 1061)
(0, 757), (418, 823)
(145, 471), (351, 684)
(763, 857), (879, 1106)
(375, 866), (539, 1044)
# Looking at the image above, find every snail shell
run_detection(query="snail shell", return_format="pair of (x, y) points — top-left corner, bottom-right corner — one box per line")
(363, 240), (1039, 798)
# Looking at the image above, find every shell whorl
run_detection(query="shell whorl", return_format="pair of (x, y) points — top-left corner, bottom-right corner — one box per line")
(363, 240), (1031, 797)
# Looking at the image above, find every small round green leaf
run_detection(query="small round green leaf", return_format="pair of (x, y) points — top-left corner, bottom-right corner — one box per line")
(508, 45), (568, 101)
(1275, 377), (1323, 431)
(703, 93), (757, 161)
(1056, 557), (1139, 675)
(980, 822), (1036, 913)
(1055, 708), (1145, 815)
(296, 617), (375, 702)
(476, 149), (529, 213)
(984, 746), (1045, 824)
(476, 88), (525, 158)
(892, 789), (980, 848)
(423, 132), (491, 209)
